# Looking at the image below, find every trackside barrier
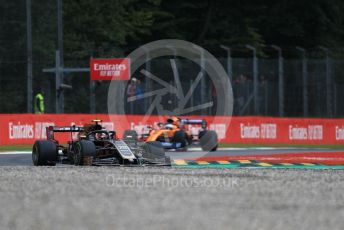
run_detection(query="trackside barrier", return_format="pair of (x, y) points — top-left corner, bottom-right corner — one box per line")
(1, 114), (344, 145)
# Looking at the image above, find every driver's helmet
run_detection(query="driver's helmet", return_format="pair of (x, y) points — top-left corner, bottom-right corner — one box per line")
(84, 123), (102, 132)
(165, 123), (174, 130)
(166, 116), (180, 127)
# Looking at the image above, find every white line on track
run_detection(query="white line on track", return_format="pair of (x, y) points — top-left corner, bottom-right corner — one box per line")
(0, 151), (31, 155)
(187, 147), (304, 151)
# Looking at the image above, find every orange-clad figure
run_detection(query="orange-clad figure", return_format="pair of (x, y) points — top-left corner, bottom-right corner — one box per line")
(146, 117), (182, 142)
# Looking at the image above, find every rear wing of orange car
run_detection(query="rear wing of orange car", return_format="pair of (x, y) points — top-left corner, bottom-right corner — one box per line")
(180, 119), (207, 129)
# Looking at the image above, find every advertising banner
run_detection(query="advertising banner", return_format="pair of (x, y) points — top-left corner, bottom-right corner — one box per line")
(90, 58), (130, 80)
(1, 114), (344, 145)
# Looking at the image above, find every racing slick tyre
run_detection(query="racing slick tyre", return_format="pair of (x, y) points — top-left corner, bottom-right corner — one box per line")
(32, 140), (58, 166)
(199, 130), (218, 151)
(74, 140), (96, 166)
(172, 130), (188, 151)
(123, 130), (138, 141)
(142, 141), (165, 162)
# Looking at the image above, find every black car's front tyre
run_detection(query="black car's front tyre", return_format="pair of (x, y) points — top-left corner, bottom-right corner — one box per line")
(74, 140), (96, 166)
(32, 140), (58, 166)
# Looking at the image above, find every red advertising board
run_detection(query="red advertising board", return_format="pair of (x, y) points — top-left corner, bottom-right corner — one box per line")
(90, 58), (130, 80)
(1, 114), (344, 145)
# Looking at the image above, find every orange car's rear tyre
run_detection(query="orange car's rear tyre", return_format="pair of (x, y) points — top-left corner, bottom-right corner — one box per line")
(199, 130), (218, 151)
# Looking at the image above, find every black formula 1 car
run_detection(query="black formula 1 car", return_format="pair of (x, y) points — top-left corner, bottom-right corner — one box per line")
(32, 120), (168, 166)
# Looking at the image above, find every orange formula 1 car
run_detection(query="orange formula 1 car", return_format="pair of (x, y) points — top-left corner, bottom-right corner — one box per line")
(123, 117), (218, 151)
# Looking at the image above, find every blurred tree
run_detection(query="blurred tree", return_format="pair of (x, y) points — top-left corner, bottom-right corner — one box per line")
(0, 0), (27, 113)
(255, 0), (344, 48)
(150, 0), (344, 47)
(2, 0), (344, 113)
(63, 0), (162, 59)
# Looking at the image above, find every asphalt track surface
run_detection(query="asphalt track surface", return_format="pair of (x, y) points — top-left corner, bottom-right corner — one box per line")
(0, 148), (344, 230)
(0, 147), (343, 166)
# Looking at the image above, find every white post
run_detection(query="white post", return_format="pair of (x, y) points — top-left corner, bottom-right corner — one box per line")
(319, 46), (332, 117)
(271, 45), (284, 117)
(246, 45), (259, 115)
(26, 0), (33, 113)
(296, 47), (308, 117)
(220, 45), (233, 81)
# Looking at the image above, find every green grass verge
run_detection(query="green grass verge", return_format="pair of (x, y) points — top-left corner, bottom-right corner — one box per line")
(0, 145), (32, 152)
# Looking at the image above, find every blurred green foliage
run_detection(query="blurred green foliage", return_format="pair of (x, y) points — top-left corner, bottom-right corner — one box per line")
(1, 0), (344, 113)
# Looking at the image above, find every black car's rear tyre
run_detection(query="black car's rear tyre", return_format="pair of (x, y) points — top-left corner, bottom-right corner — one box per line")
(172, 130), (188, 151)
(199, 130), (218, 151)
(32, 140), (58, 166)
(74, 140), (96, 166)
